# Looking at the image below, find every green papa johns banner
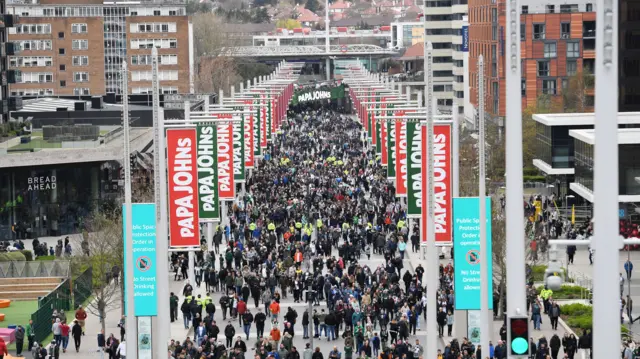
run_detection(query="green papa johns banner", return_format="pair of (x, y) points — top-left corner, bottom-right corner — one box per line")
(196, 125), (219, 221)
(387, 106), (396, 180)
(406, 122), (423, 218)
(291, 84), (347, 105)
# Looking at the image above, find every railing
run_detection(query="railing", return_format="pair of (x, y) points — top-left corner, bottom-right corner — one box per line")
(73, 266), (93, 309)
(0, 260), (70, 278)
(31, 278), (71, 343)
(103, 126), (124, 144)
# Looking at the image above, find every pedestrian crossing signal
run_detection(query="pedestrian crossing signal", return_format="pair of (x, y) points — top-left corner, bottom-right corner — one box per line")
(509, 316), (529, 356)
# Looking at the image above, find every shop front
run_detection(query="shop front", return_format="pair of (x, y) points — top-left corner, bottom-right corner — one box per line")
(0, 161), (122, 241)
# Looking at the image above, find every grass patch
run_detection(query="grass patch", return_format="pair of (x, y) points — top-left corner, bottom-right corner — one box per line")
(1, 300), (38, 351)
(536, 285), (586, 299)
(35, 256), (56, 261)
(559, 303), (627, 336)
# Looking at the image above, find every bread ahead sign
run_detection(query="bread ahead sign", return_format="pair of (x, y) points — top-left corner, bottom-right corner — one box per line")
(296, 90), (331, 103)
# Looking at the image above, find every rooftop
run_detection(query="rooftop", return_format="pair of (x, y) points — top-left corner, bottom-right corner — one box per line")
(569, 128), (640, 146)
(16, 97), (152, 113)
(532, 112), (640, 126)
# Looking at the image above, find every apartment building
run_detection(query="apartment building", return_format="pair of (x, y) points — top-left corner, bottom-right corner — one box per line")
(7, 0), (193, 97)
(468, 0), (596, 124)
(423, 0), (468, 108)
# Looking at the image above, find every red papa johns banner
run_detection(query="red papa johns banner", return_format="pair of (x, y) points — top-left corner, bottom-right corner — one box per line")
(421, 124), (453, 245)
(217, 121), (235, 200)
(166, 128), (200, 247)
(395, 112), (407, 197)
(260, 92), (267, 149)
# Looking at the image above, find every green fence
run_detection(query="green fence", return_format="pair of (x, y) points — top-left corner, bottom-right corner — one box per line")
(73, 267), (93, 309)
(31, 279), (71, 343)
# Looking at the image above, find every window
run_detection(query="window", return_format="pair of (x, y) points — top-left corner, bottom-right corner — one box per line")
(567, 60), (577, 76)
(533, 24), (546, 40)
(72, 40), (88, 50)
(586, 3), (593, 11)
(162, 86), (178, 94)
(538, 61), (550, 76)
(58, 31), (64, 38)
(567, 42), (580, 57)
(521, 23), (525, 40)
(17, 40), (52, 51)
(59, 48), (65, 55)
(153, 10), (161, 15)
(542, 79), (557, 94)
(160, 55), (178, 65)
(71, 23), (88, 34)
(130, 38), (178, 49)
(19, 72), (53, 83)
(521, 79), (526, 96)
(131, 70), (178, 81)
(10, 23), (52, 34)
(60, 80), (66, 87)
(9, 56), (53, 67)
(72, 56), (89, 66)
(132, 87), (152, 94)
(562, 79), (569, 89)
(560, 4), (579, 13)
(73, 72), (89, 82)
(522, 5), (528, 14)
(546, 4), (555, 13)
(73, 88), (90, 95)
(130, 22), (177, 33)
(60, 64), (65, 71)
(561, 23), (571, 39)
(10, 89), (54, 96)
(544, 42), (557, 58)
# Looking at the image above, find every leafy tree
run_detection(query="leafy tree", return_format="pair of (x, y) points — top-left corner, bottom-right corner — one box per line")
(253, 7), (270, 23)
(276, 18), (302, 30)
(186, 0), (212, 15)
(522, 94), (563, 170)
(306, 0), (320, 12)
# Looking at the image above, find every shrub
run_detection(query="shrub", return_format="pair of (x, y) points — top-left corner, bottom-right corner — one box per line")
(0, 251), (26, 261)
(530, 265), (547, 282)
(35, 255), (55, 261)
(536, 285), (585, 299)
(19, 250), (33, 261)
(559, 303), (592, 317)
(565, 315), (592, 330)
(524, 175), (546, 183)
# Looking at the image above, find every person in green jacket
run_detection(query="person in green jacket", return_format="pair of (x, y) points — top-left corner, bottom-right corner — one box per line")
(26, 319), (34, 351)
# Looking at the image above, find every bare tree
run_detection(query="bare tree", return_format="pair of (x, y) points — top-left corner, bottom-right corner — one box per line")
(491, 199), (508, 318)
(72, 211), (124, 333)
(563, 71), (594, 113)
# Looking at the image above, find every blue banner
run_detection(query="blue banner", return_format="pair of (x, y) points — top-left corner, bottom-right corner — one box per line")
(453, 197), (493, 310)
(123, 203), (158, 316)
(462, 26), (469, 52)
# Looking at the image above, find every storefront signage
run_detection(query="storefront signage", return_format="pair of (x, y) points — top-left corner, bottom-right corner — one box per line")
(166, 129), (200, 247)
(453, 197), (493, 310)
(217, 123), (235, 200)
(406, 122), (423, 217)
(232, 114), (246, 183)
(27, 175), (56, 191)
(296, 90), (331, 103)
(196, 125), (219, 221)
(395, 119), (407, 197)
(123, 203), (158, 316)
(421, 124), (453, 245)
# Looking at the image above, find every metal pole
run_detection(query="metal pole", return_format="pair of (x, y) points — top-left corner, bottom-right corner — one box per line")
(152, 46), (171, 358)
(122, 61), (138, 359)
(593, 0), (620, 355)
(184, 99), (196, 284)
(505, 1), (527, 356)
(424, 43), (438, 359)
(477, 55), (490, 359)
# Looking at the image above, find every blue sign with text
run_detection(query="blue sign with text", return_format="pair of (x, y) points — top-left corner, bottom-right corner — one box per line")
(462, 26), (469, 52)
(453, 197), (493, 310)
(123, 203), (158, 316)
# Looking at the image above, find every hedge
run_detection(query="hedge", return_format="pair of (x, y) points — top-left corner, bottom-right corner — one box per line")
(35, 255), (56, 261)
(19, 250), (33, 261)
(560, 303), (627, 335)
(524, 175), (546, 182)
(530, 265), (566, 283)
(0, 252), (26, 261)
(536, 285), (585, 299)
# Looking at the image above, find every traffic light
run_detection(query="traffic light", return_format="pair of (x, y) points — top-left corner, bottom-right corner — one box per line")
(509, 316), (530, 356)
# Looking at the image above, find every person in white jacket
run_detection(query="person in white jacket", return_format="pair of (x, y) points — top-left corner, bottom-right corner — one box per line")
(116, 339), (126, 359)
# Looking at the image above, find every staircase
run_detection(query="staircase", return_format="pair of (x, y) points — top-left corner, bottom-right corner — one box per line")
(0, 277), (65, 300)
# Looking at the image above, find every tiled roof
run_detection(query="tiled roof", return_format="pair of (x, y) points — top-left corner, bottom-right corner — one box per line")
(399, 42), (424, 60)
(330, 0), (351, 9)
(297, 7), (321, 22)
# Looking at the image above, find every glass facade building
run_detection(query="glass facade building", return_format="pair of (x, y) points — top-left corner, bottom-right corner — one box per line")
(535, 123), (592, 169)
(0, 161), (122, 241)
(574, 141), (640, 196)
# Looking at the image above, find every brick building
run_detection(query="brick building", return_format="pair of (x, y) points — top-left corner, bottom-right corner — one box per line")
(7, 0), (193, 97)
(468, 0), (596, 120)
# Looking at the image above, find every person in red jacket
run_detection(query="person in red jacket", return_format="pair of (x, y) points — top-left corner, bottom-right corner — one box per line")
(237, 299), (247, 327)
(0, 337), (8, 359)
(75, 305), (87, 336)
